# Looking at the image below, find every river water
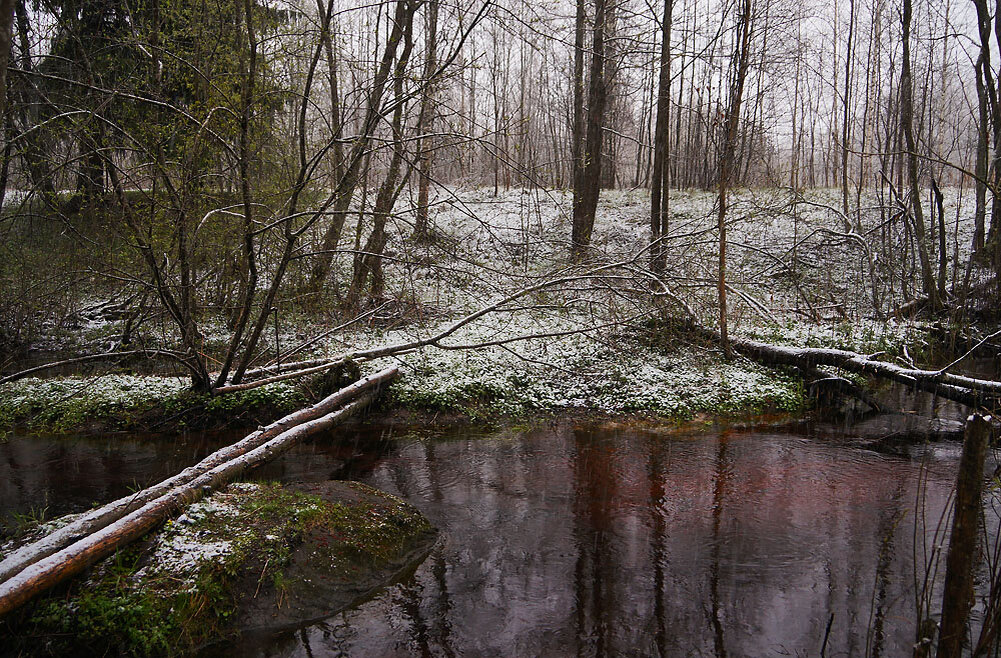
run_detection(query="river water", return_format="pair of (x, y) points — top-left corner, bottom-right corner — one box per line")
(1, 413), (991, 657)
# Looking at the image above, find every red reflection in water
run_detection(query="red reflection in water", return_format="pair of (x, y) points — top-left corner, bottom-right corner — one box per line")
(208, 420), (969, 657)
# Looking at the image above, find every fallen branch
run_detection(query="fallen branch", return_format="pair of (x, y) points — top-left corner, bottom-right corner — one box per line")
(0, 367), (399, 587)
(935, 329), (1001, 377)
(0, 350), (186, 385)
(646, 272), (1001, 408)
(213, 262), (645, 395)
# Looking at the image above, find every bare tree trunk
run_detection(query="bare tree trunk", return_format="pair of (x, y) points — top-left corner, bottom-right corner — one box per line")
(317, 0), (344, 183)
(975, 56), (989, 253)
(348, 9), (416, 306)
(213, 0), (260, 387)
(716, 0), (752, 359)
(932, 178), (947, 300)
(0, 0), (14, 135)
(972, 0), (1001, 287)
(571, 0), (585, 195)
(900, 0), (939, 308)
(308, 0), (418, 292)
(650, 0), (673, 273)
(840, 0), (855, 230)
(571, 0), (609, 262)
(413, 0), (439, 240)
(11, 0), (56, 202)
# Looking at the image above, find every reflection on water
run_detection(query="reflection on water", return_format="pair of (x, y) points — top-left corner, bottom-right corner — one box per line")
(236, 421), (967, 657)
(0, 419), (981, 656)
(0, 425), (383, 536)
(0, 430), (233, 534)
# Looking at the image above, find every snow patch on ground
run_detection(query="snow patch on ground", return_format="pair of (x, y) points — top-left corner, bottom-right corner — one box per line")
(133, 486), (258, 589)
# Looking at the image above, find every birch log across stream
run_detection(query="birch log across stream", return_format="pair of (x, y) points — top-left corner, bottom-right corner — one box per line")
(727, 336), (1001, 407)
(0, 366), (399, 618)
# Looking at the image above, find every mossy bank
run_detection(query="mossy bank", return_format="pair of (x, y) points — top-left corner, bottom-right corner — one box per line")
(1, 313), (954, 435)
(0, 374), (310, 435)
(0, 480), (436, 657)
(0, 331), (810, 435)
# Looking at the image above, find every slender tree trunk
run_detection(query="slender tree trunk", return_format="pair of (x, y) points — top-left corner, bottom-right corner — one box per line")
(214, 0), (260, 387)
(348, 10), (416, 306)
(972, 0), (1001, 288)
(571, 0), (585, 193)
(932, 178), (947, 300)
(0, 0), (13, 134)
(840, 0), (855, 230)
(12, 0), (55, 202)
(308, 0), (417, 291)
(571, 0), (609, 262)
(717, 0), (752, 359)
(413, 0), (439, 240)
(650, 0), (673, 273)
(900, 0), (938, 308)
(975, 57), (989, 253)
(316, 0), (344, 183)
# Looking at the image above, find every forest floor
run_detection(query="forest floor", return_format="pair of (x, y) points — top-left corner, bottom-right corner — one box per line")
(1, 186), (987, 434)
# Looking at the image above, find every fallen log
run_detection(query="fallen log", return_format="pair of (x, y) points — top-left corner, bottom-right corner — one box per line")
(0, 366), (399, 588)
(0, 384), (389, 618)
(728, 336), (1000, 408)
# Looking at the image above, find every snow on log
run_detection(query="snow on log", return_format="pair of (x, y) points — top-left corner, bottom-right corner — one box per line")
(0, 388), (385, 618)
(729, 337), (1001, 408)
(0, 366), (399, 588)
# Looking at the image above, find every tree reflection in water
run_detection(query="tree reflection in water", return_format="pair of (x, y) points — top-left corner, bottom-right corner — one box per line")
(259, 421), (966, 657)
(10, 421), (971, 656)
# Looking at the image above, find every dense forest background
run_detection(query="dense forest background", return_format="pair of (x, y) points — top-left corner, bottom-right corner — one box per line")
(0, 0), (999, 390)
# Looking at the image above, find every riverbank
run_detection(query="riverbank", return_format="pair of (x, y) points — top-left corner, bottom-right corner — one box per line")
(0, 185), (980, 436)
(0, 480), (436, 657)
(0, 311), (950, 435)
(0, 337), (804, 435)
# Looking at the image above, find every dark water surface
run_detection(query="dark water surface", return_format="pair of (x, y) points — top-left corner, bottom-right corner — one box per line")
(0, 418), (985, 656)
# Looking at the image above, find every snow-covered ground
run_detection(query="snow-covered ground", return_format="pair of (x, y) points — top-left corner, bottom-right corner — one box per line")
(3, 186), (978, 425)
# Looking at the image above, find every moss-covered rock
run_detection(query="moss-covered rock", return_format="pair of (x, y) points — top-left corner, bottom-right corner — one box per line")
(1, 481), (436, 657)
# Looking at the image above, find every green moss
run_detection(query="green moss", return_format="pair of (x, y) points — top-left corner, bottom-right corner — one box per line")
(5, 481), (431, 657)
(0, 376), (307, 434)
(22, 544), (203, 656)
